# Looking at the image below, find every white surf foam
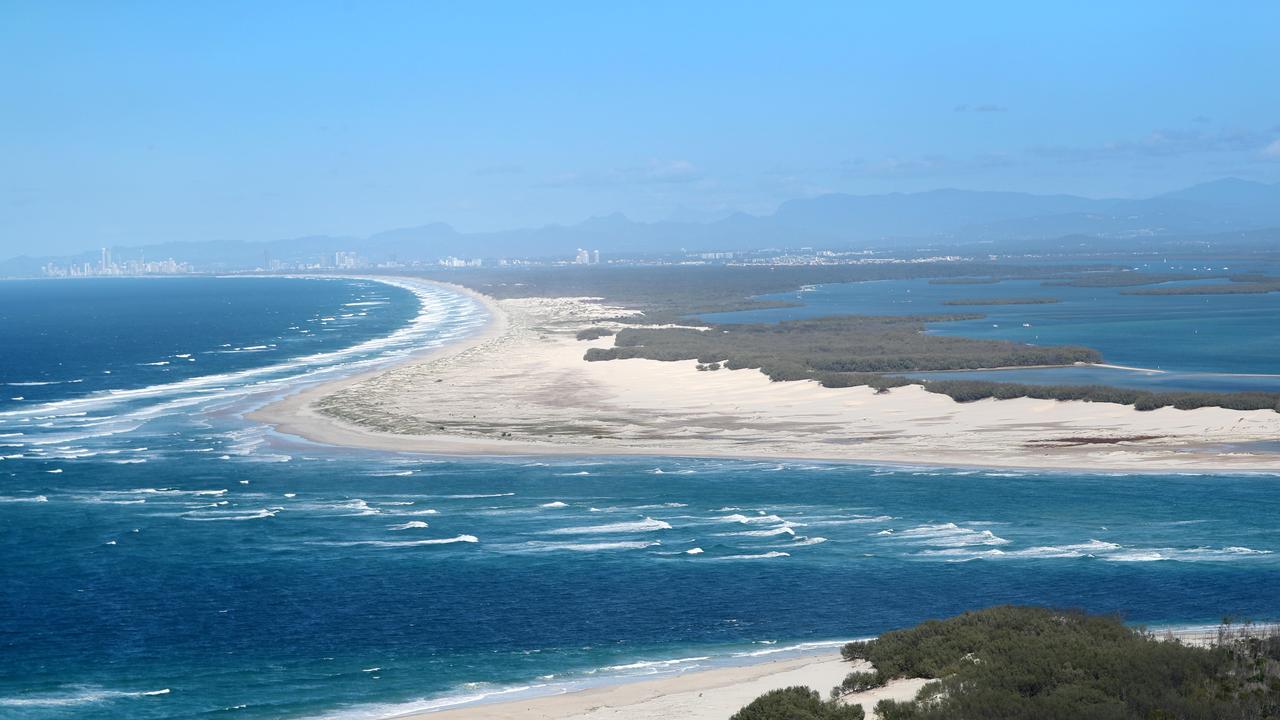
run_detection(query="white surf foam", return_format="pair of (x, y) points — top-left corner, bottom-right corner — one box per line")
(515, 540), (662, 553)
(437, 493), (515, 499)
(719, 513), (787, 525)
(718, 526), (796, 537)
(0, 686), (170, 707)
(542, 517), (672, 535)
(320, 535), (479, 548)
(0, 278), (487, 452)
(886, 522), (1010, 547)
(710, 551), (790, 560)
(182, 508), (278, 522)
(0, 494), (48, 503)
(388, 521), (429, 530)
(599, 655), (711, 673)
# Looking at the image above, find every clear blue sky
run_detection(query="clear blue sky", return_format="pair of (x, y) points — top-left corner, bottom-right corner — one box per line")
(3, 1), (1279, 255)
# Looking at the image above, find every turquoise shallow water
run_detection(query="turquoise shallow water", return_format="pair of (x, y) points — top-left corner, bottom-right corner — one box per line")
(2, 276), (1279, 719)
(702, 274), (1280, 392)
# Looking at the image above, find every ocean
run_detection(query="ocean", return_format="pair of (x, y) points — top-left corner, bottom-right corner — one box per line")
(2, 276), (1278, 719)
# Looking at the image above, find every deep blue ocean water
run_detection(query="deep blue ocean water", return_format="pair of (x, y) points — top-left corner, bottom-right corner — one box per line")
(0, 278), (421, 411)
(2, 276), (1279, 719)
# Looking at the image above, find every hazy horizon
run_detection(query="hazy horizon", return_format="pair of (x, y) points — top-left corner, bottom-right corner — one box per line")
(4, 1), (1280, 256)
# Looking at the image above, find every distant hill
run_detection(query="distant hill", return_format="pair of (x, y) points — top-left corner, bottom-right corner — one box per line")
(6, 178), (1280, 275)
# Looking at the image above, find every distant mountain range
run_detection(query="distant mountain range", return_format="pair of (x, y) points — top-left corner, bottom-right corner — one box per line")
(6, 178), (1280, 275)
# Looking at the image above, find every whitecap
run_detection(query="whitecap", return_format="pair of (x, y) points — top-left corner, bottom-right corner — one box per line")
(540, 501), (568, 508)
(320, 535), (478, 548)
(0, 495), (48, 503)
(437, 493), (515, 499)
(182, 508), (278, 522)
(886, 522), (1009, 547)
(542, 517), (672, 535)
(710, 551), (790, 560)
(1105, 545), (1273, 562)
(805, 515), (894, 526)
(513, 540), (661, 553)
(0, 686), (170, 707)
(718, 526), (796, 538)
(388, 521), (429, 530)
(719, 513), (786, 525)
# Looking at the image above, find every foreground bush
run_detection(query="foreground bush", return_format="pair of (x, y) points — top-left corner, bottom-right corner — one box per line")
(836, 606), (1280, 720)
(729, 686), (865, 720)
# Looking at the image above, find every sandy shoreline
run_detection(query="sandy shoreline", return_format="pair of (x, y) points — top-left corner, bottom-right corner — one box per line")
(246, 277), (507, 434)
(393, 653), (927, 720)
(253, 277), (1280, 473)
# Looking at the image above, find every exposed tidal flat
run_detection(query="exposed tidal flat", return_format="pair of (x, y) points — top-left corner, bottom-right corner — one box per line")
(3, 275), (1280, 719)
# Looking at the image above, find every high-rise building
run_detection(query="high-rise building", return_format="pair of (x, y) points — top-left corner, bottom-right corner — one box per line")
(334, 251), (361, 270)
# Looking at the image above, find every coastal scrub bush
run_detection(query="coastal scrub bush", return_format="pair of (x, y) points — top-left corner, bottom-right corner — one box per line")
(923, 380), (1280, 414)
(575, 327), (615, 341)
(729, 686), (865, 720)
(817, 606), (1280, 720)
(831, 671), (884, 698)
(585, 316), (1100, 375)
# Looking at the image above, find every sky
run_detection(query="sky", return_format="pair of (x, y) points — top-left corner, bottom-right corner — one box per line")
(3, 1), (1280, 256)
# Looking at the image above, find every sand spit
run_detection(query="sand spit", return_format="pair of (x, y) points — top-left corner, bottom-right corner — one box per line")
(254, 281), (1280, 473)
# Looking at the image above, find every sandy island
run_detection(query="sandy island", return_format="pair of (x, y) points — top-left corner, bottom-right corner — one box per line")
(252, 277), (1280, 473)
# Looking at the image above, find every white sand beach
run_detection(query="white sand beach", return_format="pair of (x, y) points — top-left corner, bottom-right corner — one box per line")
(252, 278), (1280, 473)
(399, 654), (927, 720)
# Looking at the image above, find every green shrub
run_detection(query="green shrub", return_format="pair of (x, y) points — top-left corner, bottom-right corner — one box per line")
(832, 670), (884, 698)
(575, 327), (615, 341)
(730, 686), (865, 720)
(827, 606), (1280, 720)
